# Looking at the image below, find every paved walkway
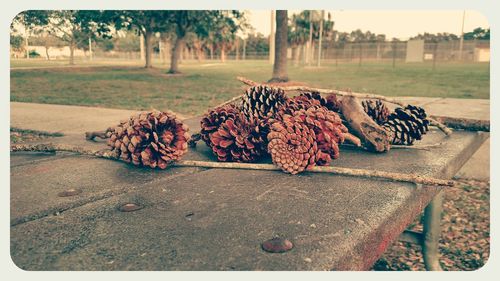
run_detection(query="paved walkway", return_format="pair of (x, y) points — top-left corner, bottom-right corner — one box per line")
(10, 98), (489, 181)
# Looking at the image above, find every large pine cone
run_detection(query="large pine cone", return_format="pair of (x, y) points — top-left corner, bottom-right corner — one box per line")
(267, 113), (320, 174)
(362, 99), (390, 125)
(200, 104), (239, 148)
(206, 112), (267, 162)
(241, 85), (288, 120)
(106, 110), (190, 169)
(382, 105), (430, 145)
(292, 107), (347, 165)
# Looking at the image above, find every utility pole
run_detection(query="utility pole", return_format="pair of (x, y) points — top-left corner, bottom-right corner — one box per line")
(317, 10), (324, 67)
(458, 10), (466, 61)
(308, 11), (313, 66)
(25, 36), (29, 59)
(140, 33), (145, 61)
(269, 10), (275, 64)
(89, 37), (93, 61)
(242, 38), (246, 60)
(159, 38), (162, 64)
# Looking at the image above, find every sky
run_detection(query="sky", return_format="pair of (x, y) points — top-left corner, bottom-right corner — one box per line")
(246, 10), (489, 40)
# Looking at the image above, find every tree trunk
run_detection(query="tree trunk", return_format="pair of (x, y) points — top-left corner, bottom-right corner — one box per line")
(168, 36), (184, 74)
(220, 46), (226, 63)
(144, 30), (153, 68)
(269, 10), (289, 82)
(242, 39), (246, 60)
(291, 45), (299, 66)
(69, 40), (75, 65)
(209, 44), (214, 60)
(45, 46), (50, 60)
(196, 46), (203, 62)
(235, 39), (239, 60)
(161, 38), (170, 65)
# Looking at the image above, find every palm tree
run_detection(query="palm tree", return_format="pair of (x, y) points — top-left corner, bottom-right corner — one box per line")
(269, 10), (289, 82)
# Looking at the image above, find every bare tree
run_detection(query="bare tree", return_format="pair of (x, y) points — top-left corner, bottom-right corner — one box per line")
(269, 10), (289, 82)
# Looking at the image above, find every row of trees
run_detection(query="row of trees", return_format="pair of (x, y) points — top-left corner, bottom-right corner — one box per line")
(11, 10), (491, 75)
(12, 10), (246, 73)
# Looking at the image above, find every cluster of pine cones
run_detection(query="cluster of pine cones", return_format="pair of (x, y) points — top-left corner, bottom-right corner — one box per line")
(362, 100), (430, 145)
(200, 85), (349, 174)
(96, 86), (430, 172)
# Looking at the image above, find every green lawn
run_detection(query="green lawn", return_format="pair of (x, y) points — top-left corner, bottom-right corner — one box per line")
(10, 59), (489, 116)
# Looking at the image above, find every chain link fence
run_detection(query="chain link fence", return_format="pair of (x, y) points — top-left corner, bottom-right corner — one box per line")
(15, 39), (489, 66)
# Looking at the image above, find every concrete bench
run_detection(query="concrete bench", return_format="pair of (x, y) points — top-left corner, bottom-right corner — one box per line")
(10, 117), (488, 270)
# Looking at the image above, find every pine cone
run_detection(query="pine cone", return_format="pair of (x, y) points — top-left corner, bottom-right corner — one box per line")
(292, 107), (348, 165)
(362, 99), (390, 125)
(200, 104), (239, 148)
(242, 85), (288, 120)
(299, 92), (342, 112)
(106, 110), (190, 169)
(267, 113), (321, 174)
(382, 105), (430, 145)
(207, 112), (267, 162)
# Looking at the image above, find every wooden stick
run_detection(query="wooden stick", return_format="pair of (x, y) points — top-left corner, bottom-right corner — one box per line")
(10, 143), (118, 159)
(11, 143), (454, 186)
(237, 76), (407, 106)
(174, 160), (454, 187)
(85, 130), (109, 141)
(430, 115), (489, 132)
(214, 95), (242, 108)
(343, 132), (362, 147)
(428, 117), (453, 136)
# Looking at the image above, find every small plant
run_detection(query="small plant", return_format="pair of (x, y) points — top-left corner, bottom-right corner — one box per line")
(28, 50), (41, 58)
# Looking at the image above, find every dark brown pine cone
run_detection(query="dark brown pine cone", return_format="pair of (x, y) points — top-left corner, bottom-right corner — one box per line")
(241, 85), (289, 120)
(382, 105), (430, 145)
(106, 110), (190, 169)
(362, 99), (390, 125)
(207, 112), (267, 162)
(200, 104), (239, 148)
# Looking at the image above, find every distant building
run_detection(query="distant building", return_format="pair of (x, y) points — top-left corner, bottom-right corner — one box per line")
(474, 46), (490, 62)
(406, 39), (424, 62)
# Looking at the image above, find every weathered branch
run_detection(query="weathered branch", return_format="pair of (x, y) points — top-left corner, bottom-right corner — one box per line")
(343, 132), (362, 147)
(85, 130), (109, 141)
(236, 76), (407, 106)
(430, 115), (489, 132)
(10, 143), (118, 159)
(214, 95), (242, 108)
(340, 96), (392, 152)
(428, 117), (453, 136)
(174, 160), (454, 186)
(11, 143), (453, 186)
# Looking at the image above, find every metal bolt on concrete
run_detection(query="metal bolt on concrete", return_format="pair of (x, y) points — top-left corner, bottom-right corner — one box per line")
(118, 203), (143, 212)
(57, 189), (82, 197)
(261, 237), (294, 253)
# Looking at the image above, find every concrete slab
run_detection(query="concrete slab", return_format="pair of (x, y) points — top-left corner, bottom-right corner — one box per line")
(10, 129), (488, 270)
(454, 137), (490, 181)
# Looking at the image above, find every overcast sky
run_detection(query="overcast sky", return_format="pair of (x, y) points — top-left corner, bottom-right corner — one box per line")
(246, 10), (489, 39)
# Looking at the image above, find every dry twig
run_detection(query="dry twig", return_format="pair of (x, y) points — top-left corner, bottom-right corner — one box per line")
(11, 143), (454, 186)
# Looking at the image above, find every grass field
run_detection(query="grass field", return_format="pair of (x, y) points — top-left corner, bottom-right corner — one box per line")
(10, 59), (489, 116)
